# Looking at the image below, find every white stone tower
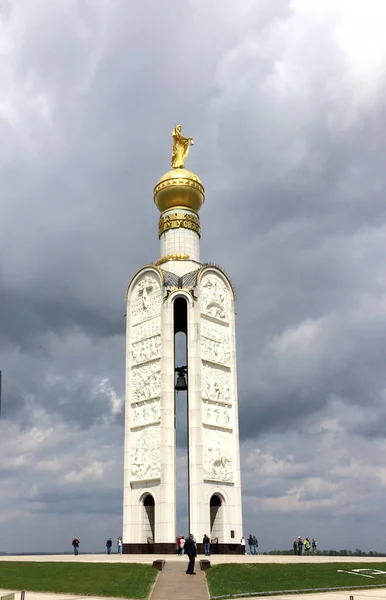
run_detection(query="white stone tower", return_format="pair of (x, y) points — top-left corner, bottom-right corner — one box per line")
(122, 127), (243, 553)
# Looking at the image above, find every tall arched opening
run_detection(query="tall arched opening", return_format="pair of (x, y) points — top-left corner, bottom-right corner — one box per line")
(210, 494), (223, 543)
(143, 494), (155, 544)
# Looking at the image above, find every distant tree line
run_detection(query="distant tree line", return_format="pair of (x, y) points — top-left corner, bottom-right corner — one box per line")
(266, 549), (386, 557)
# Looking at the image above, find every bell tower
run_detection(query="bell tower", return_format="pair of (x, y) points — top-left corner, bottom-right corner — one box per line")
(122, 127), (243, 553)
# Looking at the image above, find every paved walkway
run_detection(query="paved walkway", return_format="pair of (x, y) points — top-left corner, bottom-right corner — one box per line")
(149, 560), (209, 600)
(3, 554), (386, 564)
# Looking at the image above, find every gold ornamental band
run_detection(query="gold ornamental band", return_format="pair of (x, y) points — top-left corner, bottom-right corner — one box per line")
(158, 211), (201, 238)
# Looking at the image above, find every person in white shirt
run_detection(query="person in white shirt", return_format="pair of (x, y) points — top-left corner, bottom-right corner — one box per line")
(241, 536), (246, 555)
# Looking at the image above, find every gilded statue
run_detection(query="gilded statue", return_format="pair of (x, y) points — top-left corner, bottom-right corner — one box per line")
(171, 125), (194, 169)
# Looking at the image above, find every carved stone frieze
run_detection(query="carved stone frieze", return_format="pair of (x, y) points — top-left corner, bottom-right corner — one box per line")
(132, 361), (161, 402)
(200, 274), (229, 322)
(130, 425), (160, 481)
(203, 428), (234, 483)
(132, 335), (161, 365)
(131, 398), (160, 427)
(132, 318), (161, 343)
(202, 363), (231, 403)
(131, 274), (162, 325)
(201, 335), (231, 367)
(203, 400), (231, 428)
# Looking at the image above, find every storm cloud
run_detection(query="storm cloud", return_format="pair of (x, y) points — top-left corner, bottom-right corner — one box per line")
(1, 0), (386, 553)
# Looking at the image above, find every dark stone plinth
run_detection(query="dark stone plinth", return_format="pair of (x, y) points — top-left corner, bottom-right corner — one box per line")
(199, 559), (211, 570)
(152, 559), (165, 571)
(123, 543), (176, 554)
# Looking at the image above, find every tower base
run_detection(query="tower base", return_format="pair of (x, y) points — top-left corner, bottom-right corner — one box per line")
(122, 543), (242, 555)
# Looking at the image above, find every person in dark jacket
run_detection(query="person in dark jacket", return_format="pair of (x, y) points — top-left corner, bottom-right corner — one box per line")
(72, 537), (79, 556)
(106, 538), (112, 554)
(203, 534), (211, 556)
(185, 533), (197, 574)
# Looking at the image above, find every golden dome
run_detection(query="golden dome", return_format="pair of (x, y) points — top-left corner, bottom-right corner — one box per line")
(154, 168), (205, 214)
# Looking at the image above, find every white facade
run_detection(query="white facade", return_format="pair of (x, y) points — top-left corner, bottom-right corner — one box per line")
(122, 179), (243, 552)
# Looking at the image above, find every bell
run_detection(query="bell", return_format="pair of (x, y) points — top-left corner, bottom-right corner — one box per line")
(175, 373), (187, 391)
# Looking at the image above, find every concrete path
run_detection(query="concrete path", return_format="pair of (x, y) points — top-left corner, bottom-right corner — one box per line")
(149, 560), (209, 600)
(3, 554), (386, 564)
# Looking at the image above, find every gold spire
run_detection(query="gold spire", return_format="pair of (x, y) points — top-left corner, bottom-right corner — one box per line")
(154, 126), (205, 214)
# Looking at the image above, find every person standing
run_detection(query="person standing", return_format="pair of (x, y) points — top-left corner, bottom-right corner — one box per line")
(312, 538), (317, 554)
(185, 533), (197, 575)
(179, 535), (185, 555)
(106, 538), (112, 554)
(304, 538), (311, 555)
(203, 534), (211, 557)
(293, 539), (298, 555)
(117, 536), (123, 554)
(240, 536), (246, 555)
(177, 535), (182, 555)
(297, 537), (303, 556)
(248, 534), (254, 554)
(253, 535), (258, 555)
(72, 537), (79, 556)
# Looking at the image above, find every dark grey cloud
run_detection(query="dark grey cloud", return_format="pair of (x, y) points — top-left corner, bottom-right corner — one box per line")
(1, 0), (386, 553)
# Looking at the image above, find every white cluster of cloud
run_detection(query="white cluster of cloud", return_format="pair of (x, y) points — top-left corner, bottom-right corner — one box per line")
(1, 0), (386, 553)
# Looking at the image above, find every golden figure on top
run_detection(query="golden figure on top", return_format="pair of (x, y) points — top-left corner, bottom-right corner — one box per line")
(171, 125), (194, 169)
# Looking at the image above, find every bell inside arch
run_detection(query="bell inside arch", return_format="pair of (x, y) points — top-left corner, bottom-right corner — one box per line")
(175, 373), (187, 391)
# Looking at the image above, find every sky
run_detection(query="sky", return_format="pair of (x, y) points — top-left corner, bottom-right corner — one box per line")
(1, 0), (386, 554)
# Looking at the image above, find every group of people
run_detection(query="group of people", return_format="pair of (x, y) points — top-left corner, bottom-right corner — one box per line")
(176, 534), (211, 557)
(240, 535), (259, 554)
(71, 536), (123, 555)
(293, 536), (317, 555)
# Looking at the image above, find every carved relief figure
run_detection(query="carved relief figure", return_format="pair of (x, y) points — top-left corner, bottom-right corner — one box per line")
(132, 335), (161, 365)
(201, 336), (231, 367)
(131, 399), (160, 427)
(130, 426), (161, 480)
(132, 318), (161, 344)
(132, 362), (161, 401)
(203, 429), (234, 483)
(202, 364), (232, 403)
(131, 274), (162, 324)
(200, 275), (228, 321)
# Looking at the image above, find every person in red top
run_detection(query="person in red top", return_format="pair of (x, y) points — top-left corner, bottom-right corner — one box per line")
(72, 537), (79, 556)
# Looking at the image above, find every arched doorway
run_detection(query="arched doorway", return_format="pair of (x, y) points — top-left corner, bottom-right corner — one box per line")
(143, 494), (155, 544)
(210, 494), (223, 543)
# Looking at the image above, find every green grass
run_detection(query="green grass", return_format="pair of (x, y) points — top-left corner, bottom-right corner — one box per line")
(206, 562), (386, 598)
(0, 562), (157, 599)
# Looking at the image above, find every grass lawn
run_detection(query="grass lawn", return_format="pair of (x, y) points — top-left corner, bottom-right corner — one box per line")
(0, 562), (157, 599)
(206, 562), (386, 598)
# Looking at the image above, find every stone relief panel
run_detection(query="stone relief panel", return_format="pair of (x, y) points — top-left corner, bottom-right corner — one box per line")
(131, 398), (160, 427)
(132, 318), (161, 343)
(131, 274), (162, 325)
(201, 330), (231, 367)
(132, 361), (161, 402)
(200, 274), (229, 322)
(132, 336), (161, 365)
(203, 401), (231, 428)
(203, 428), (234, 483)
(130, 425), (160, 481)
(202, 363), (231, 404)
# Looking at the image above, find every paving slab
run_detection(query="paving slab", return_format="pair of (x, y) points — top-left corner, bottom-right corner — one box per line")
(149, 560), (209, 600)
